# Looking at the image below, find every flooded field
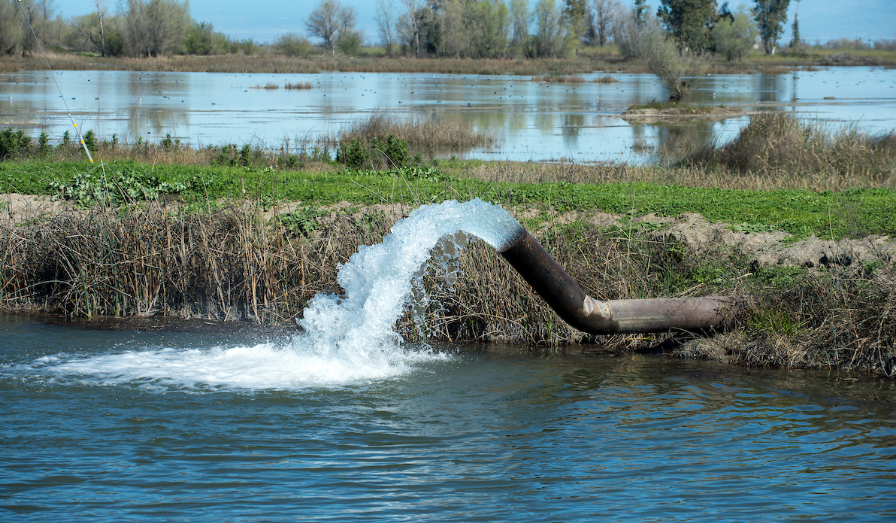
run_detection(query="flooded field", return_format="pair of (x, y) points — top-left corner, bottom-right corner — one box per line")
(2, 67), (895, 162)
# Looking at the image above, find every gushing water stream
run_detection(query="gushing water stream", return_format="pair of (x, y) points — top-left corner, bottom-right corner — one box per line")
(31, 199), (524, 390)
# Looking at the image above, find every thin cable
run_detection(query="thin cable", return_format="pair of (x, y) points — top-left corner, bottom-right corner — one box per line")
(16, 0), (94, 163)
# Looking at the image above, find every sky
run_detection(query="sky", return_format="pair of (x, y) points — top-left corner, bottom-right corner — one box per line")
(57, 0), (896, 46)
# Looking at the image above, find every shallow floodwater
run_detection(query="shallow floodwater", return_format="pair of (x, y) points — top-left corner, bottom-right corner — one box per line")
(1, 67), (895, 162)
(2, 313), (895, 521)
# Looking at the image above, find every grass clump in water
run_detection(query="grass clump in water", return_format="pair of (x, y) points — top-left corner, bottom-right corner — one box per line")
(682, 112), (896, 187)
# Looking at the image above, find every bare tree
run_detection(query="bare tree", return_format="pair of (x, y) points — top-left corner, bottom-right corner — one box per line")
(305, 0), (357, 57)
(590, 0), (616, 47)
(375, 0), (396, 55)
(123, 0), (190, 57)
(95, 0), (107, 56)
(508, 0), (530, 57)
(398, 0), (424, 58)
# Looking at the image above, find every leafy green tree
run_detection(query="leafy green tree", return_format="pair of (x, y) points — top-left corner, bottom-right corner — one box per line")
(714, 7), (757, 60)
(183, 21), (214, 54)
(753, 0), (790, 54)
(657, 0), (717, 53)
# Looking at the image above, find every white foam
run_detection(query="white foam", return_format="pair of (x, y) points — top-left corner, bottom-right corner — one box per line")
(34, 199), (523, 390)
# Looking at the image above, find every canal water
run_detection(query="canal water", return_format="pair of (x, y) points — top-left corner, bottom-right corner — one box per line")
(2, 67), (895, 163)
(2, 199), (896, 520)
(2, 313), (895, 521)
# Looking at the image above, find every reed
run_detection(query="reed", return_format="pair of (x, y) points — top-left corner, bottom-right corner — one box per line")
(285, 82), (313, 90)
(338, 113), (495, 157)
(2, 200), (892, 374)
(681, 113), (896, 190)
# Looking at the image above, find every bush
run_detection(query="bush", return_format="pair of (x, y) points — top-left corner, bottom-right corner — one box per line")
(335, 31), (363, 56)
(0, 128), (31, 160)
(277, 33), (312, 57)
(640, 16), (707, 101)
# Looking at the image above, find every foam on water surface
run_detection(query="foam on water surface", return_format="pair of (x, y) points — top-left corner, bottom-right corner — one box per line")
(23, 199), (524, 390)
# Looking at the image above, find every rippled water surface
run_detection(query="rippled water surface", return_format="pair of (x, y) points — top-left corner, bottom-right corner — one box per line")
(2, 67), (895, 162)
(2, 314), (895, 521)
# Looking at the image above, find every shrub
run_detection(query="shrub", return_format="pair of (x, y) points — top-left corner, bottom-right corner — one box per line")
(0, 128), (31, 160)
(277, 33), (312, 57)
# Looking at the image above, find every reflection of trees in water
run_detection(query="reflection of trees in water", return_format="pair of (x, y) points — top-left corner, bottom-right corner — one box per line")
(651, 119), (717, 162)
(126, 106), (190, 142)
(561, 113), (585, 143)
(756, 73), (786, 103)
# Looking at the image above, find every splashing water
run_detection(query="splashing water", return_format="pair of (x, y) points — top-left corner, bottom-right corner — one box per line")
(24, 199), (524, 390)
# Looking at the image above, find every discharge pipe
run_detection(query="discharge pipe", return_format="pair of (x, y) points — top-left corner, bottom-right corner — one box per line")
(497, 228), (738, 335)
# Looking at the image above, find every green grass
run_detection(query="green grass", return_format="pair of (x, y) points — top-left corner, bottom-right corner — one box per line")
(4, 160), (894, 240)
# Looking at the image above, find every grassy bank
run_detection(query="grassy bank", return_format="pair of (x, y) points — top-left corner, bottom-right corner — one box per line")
(1, 114), (895, 375)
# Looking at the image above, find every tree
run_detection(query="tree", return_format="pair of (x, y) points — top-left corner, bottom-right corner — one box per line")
(633, 0), (647, 25)
(641, 14), (707, 100)
(508, 0), (530, 56)
(123, 0), (191, 57)
(753, 0), (790, 54)
(789, 0), (800, 48)
(586, 0), (617, 47)
(714, 7), (757, 60)
(398, 0), (425, 57)
(563, 0), (587, 50)
(657, 0), (717, 53)
(613, 5), (642, 58)
(375, 0), (397, 56)
(305, 0), (357, 57)
(531, 0), (568, 57)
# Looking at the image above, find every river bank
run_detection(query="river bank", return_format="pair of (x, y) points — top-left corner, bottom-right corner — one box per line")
(2, 49), (895, 76)
(2, 186), (894, 377)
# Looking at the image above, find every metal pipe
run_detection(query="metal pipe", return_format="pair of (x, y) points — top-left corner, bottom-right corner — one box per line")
(498, 228), (738, 335)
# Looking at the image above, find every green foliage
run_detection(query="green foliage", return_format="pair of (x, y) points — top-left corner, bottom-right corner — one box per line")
(337, 134), (412, 170)
(38, 132), (50, 156)
(754, 0), (791, 54)
(0, 128), (31, 160)
(279, 207), (328, 237)
(337, 139), (370, 170)
(714, 8), (759, 61)
(336, 31), (363, 55)
(657, 0), (717, 53)
(276, 33), (312, 57)
(640, 17), (707, 101)
(371, 134), (409, 167)
(183, 22), (216, 55)
(62, 130), (70, 147)
(82, 130), (97, 153)
(48, 169), (204, 207)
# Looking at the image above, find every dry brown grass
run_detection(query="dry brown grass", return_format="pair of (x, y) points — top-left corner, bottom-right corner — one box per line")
(250, 83), (280, 89)
(682, 112), (896, 190)
(339, 113), (495, 156)
(285, 82), (313, 90)
(3, 201), (892, 374)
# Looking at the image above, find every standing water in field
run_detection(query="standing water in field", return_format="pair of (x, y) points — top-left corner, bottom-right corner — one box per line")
(30, 199), (524, 390)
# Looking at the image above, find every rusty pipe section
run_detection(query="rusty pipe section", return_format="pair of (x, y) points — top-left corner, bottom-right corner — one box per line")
(498, 228), (737, 335)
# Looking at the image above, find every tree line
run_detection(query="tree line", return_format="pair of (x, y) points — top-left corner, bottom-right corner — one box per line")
(1, 0), (891, 61)
(1, 0), (256, 58)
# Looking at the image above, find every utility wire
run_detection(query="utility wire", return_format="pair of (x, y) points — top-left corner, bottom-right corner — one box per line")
(16, 0), (94, 163)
